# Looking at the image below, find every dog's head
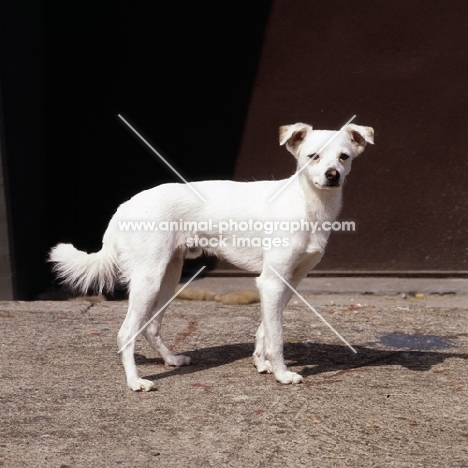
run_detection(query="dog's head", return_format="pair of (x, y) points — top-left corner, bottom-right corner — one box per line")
(279, 122), (374, 190)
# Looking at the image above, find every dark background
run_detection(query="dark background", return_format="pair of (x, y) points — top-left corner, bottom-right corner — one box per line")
(43, 2), (271, 280)
(0, 1), (271, 298)
(1, 0), (467, 299)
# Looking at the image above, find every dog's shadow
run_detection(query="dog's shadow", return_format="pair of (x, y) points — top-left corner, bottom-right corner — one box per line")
(137, 342), (468, 382)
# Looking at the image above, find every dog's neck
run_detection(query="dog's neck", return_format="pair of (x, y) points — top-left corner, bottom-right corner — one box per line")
(298, 173), (343, 222)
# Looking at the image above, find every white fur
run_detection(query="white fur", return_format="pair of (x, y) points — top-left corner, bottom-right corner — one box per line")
(49, 122), (374, 391)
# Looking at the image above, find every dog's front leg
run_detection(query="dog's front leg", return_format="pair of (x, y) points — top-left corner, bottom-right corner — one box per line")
(253, 320), (270, 373)
(255, 271), (303, 384)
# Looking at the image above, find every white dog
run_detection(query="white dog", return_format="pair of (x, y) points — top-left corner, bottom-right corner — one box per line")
(49, 122), (374, 391)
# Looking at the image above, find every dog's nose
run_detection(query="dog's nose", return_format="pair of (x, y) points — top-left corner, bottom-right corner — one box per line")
(325, 169), (340, 183)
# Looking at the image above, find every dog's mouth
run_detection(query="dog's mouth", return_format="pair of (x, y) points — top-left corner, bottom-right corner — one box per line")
(314, 181), (341, 190)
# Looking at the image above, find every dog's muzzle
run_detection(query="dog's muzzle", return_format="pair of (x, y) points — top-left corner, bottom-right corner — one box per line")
(325, 169), (340, 187)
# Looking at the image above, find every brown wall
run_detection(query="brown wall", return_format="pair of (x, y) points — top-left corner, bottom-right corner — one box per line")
(234, 0), (468, 273)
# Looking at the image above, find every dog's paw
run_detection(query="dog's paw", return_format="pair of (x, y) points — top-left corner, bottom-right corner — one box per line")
(253, 353), (272, 373)
(165, 354), (191, 367)
(128, 378), (156, 392)
(275, 371), (304, 385)
(256, 360), (273, 374)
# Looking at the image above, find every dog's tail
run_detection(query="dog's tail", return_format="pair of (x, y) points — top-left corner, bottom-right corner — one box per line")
(48, 243), (118, 295)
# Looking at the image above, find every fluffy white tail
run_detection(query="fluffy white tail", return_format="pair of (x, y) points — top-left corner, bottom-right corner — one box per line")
(48, 243), (118, 294)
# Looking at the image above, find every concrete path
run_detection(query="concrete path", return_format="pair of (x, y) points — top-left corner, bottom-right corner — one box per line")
(1, 278), (467, 467)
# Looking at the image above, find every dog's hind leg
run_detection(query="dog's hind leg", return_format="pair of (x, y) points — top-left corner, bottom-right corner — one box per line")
(117, 281), (158, 391)
(143, 250), (191, 367)
(117, 254), (173, 391)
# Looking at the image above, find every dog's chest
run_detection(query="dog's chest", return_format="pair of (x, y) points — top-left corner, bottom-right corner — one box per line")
(303, 200), (341, 254)
(305, 227), (331, 254)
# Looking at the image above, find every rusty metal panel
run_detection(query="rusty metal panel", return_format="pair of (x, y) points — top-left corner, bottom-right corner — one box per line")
(234, 0), (468, 273)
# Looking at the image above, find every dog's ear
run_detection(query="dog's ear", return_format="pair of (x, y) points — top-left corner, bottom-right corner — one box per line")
(344, 124), (374, 150)
(279, 123), (312, 155)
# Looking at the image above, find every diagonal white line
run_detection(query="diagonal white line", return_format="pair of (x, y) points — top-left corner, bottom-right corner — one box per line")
(268, 266), (357, 353)
(118, 114), (207, 202)
(269, 115), (356, 202)
(117, 266), (206, 354)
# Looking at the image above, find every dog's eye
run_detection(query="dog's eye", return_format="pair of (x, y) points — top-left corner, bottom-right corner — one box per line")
(308, 153), (320, 160)
(339, 153), (350, 161)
